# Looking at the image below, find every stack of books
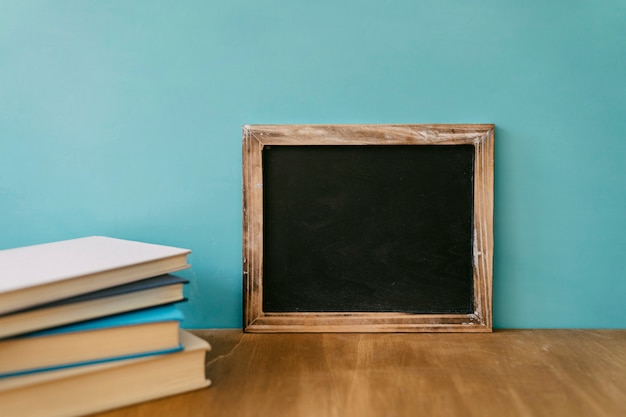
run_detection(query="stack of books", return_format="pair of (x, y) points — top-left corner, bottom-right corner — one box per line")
(0, 236), (211, 417)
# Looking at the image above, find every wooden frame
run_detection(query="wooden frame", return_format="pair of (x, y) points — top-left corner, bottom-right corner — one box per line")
(243, 124), (494, 332)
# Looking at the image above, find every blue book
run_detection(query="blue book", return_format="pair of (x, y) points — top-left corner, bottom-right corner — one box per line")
(0, 274), (188, 340)
(0, 304), (184, 378)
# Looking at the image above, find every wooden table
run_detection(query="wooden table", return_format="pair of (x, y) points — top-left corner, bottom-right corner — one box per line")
(95, 330), (626, 417)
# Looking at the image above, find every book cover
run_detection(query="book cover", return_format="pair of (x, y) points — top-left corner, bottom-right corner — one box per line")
(0, 274), (188, 339)
(24, 303), (183, 337)
(0, 330), (210, 417)
(11, 274), (189, 312)
(0, 304), (184, 378)
(0, 236), (191, 314)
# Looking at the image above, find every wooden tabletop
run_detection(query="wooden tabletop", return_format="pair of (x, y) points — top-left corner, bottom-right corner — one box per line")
(95, 329), (626, 417)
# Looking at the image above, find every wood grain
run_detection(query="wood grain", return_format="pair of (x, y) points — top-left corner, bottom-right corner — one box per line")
(94, 329), (626, 417)
(242, 124), (494, 332)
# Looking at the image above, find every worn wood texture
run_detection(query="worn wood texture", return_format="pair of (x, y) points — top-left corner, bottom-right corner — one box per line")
(95, 329), (626, 417)
(242, 124), (495, 332)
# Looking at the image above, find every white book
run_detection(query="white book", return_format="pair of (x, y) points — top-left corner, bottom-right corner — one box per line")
(0, 330), (211, 417)
(0, 236), (191, 315)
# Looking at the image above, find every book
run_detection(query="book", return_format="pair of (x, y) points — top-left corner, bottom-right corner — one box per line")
(0, 304), (184, 378)
(0, 236), (191, 315)
(0, 330), (210, 417)
(0, 274), (188, 339)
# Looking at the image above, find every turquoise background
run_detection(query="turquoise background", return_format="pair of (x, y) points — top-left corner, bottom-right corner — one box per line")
(1, 1), (624, 328)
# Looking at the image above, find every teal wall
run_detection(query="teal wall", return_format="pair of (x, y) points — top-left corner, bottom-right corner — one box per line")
(1, 1), (625, 328)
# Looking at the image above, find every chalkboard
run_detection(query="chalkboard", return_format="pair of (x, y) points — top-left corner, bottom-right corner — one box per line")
(243, 125), (494, 332)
